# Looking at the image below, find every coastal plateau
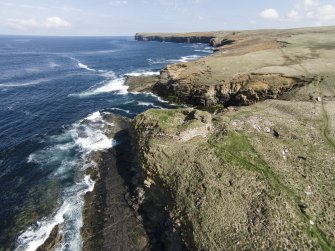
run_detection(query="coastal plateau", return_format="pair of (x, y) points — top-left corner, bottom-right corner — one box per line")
(80, 27), (335, 250)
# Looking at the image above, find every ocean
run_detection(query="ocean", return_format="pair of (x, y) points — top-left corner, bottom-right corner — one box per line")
(0, 36), (212, 251)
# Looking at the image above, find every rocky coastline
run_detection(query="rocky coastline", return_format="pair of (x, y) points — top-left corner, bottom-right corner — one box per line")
(53, 26), (335, 250)
(135, 32), (215, 44)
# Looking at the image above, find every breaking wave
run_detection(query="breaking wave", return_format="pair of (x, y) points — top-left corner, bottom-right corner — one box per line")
(16, 111), (116, 251)
(125, 71), (160, 77)
(137, 101), (163, 109)
(78, 63), (96, 72)
(148, 54), (202, 65)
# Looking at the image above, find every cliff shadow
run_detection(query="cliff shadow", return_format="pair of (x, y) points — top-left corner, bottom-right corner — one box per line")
(113, 128), (187, 251)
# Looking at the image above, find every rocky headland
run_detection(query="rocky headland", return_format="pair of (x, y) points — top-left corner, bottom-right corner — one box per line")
(79, 26), (335, 250)
(135, 32), (215, 44)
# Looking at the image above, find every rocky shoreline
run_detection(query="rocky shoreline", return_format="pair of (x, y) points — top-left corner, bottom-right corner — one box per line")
(80, 114), (149, 251)
(81, 113), (187, 250)
(38, 26), (335, 250)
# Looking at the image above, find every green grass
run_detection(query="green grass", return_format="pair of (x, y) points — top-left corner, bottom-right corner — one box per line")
(208, 131), (333, 250)
(147, 109), (177, 124)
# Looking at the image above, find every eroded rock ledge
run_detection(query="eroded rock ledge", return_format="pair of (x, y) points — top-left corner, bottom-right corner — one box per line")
(155, 70), (313, 107)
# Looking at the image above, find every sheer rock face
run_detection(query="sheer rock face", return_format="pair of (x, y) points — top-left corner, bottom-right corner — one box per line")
(135, 32), (215, 44)
(155, 67), (312, 106)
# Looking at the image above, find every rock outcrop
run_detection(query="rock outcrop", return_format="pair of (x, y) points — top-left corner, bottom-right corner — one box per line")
(125, 75), (159, 93)
(81, 114), (149, 251)
(155, 69), (312, 106)
(36, 225), (63, 251)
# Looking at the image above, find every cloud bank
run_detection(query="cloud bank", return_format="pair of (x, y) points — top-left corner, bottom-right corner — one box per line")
(6, 17), (71, 30)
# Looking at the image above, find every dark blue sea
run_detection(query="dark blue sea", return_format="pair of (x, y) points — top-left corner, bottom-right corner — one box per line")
(0, 36), (212, 251)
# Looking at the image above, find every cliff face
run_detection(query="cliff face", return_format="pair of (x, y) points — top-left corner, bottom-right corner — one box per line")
(155, 68), (312, 106)
(135, 32), (215, 44)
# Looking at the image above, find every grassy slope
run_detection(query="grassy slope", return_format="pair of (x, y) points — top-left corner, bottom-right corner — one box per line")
(132, 27), (335, 250)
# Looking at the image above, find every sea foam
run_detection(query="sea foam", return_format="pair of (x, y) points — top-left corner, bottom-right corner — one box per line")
(78, 63), (96, 72)
(19, 111), (116, 251)
(148, 54), (202, 65)
(125, 71), (160, 77)
(137, 101), (163, 109)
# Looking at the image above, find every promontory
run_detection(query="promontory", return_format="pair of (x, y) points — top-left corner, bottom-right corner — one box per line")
(84, 26), (335, 250)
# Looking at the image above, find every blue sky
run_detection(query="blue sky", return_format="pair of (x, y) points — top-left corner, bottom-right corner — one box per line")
(0, 0), (335, 35)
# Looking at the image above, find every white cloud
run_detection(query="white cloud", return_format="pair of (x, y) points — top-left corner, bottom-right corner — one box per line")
(260, 8), (279, 19)
(304, 0), (319, 7)
(6, 17), (72, 30)
(307, 4), (335, 21)
(43, 17), (71, 28)
(6, 18), (39, 29)
(108, 0), (128, 5)
(17, 4), (49, 11)
(278, 1), (335, 24)
(286, 10), (301, 20)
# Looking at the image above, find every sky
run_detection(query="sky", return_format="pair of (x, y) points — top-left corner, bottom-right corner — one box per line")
(0, 0), (335, 36)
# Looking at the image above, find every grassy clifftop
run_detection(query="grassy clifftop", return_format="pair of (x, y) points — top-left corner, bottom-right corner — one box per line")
(130, 26), (335, 250)
(132, 96), (335, 249)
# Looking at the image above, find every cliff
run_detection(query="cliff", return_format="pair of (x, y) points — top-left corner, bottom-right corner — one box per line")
(128, 26), (335, 250)
(80, 26), (335, 250)
(135, 32), (215, 44)
(150, 26), (335, 107)
(131, 99), (335, 250)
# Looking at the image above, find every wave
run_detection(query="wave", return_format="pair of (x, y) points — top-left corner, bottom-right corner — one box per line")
(18, 111), (116, 250)
(137, 101), (163, 109)
(86, 111), (103, 122)
(80, 49), (118, 55)
(0, 77), (55, 88)
(108, 107), (134, 114)
(78, 63), (96, 72)
(48, 62), (60, 68)
(16, 202), (70, 251)
(69, 57), (96, 72)
(0, 73), (79, 88)
(101, 70), (116, 79)
(74, 77), (128, 97)
(125, 71), (160, 77)
(69, 69), (129, 97)
(194, 49), (213, 53)
(179, 55), (202, 62)
(148, 55), (202, 65)
(132, 91), (169, 103)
